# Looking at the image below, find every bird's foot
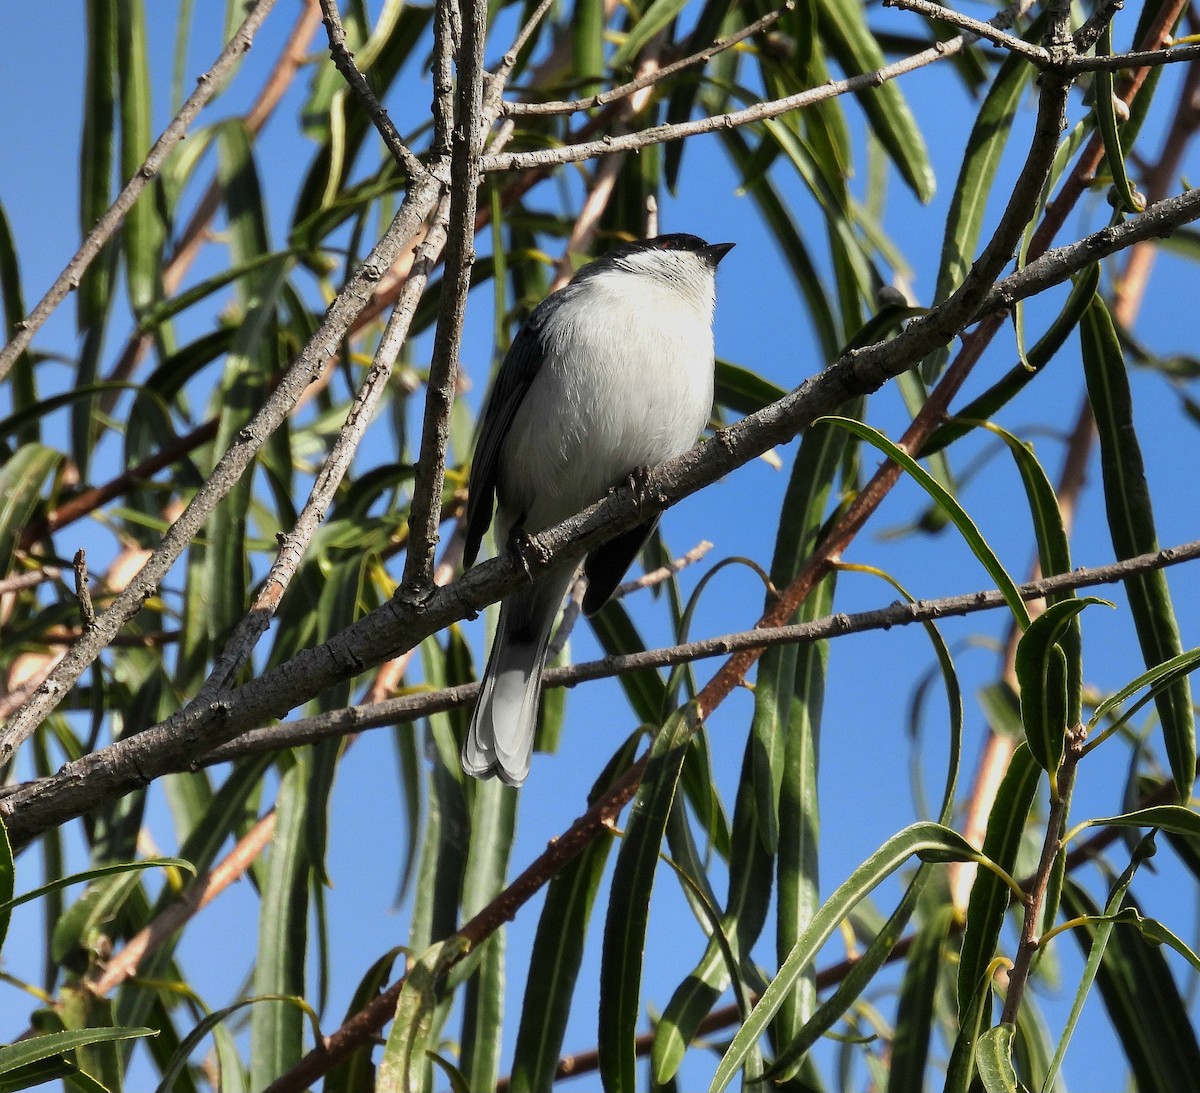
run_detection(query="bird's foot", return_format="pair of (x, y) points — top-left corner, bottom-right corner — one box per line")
(508, 527), (543, 581)
(626, 465), (654, 515)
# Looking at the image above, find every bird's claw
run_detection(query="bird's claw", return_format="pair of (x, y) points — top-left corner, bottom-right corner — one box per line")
(508, 527), (541, 581)
(627, 465), (653, 515)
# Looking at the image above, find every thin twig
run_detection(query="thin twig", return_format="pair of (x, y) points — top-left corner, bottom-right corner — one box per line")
(0, 171), (444, 765)
(71, 551), (95, 633)
(318, 0), (427, 178)
(400, 0), (489, 593)
(0, 536), (1190, 802)
(503, 2), (796, 115)
(481, 0), (1035, 172)
(0, 568), (59, 596)
(881, 0), (1049, 62)
(0, 0), (280, 384)
(197, 193), (454, 698)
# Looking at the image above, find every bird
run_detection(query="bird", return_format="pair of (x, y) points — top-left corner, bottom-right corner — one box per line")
(460, 233), (734, 786)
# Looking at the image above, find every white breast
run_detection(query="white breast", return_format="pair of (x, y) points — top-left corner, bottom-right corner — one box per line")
(497, 269), (715, 538)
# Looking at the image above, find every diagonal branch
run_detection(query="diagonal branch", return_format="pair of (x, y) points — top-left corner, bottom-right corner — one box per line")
(0, 171), (445, 765)
(317, 0), (428, 179)
(0, 0), (280, 384)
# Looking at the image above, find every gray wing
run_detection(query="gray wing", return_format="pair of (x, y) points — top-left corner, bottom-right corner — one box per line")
(463, 305), (551, 568)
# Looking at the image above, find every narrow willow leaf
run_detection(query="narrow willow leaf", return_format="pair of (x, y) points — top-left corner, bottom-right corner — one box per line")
(1081, 295), (1195, 797)
(767, 564), (963, 1081)
(946, 956), (1004, 1093)
(1089, 647), (1200, 729)
(710, 823), (988, 1093)
(458, 778), (518, 1091)
(157, 995), (312, 1093)
(1051, 852), (1200, 1093)
(651, 739), (772, 1086)
(610, 0), (689, 69)
(958, 744), (1040, 1009)
(754, 417), (848, 857)
(249, 755), (310, 1090)
(887, 905), (953, 1093)
(78, 0), (117, 332)
(982, 422), (1085, 724)
(599, 706), (695, 1092)
(1014, 599), (1109, 774)
(814, 0), (934, 201)
(379, 936), (471, 1093)
(323, 949), (405, 1093)
(822, 417), (1030, 627)
(714, 359), (787, 417)
(116, 0), (162, 314)
(932, 24), (1036, 308)
(589, 600), (667, 724)
(0, 444), (61, 577)
(1083, 805), (1200, 838)
(21, 858), (192, 960)
(0, 1027), (154, 1077)
(0, 820), (12, 955)
(58, 989), (121, 1092)
(0, 202), (35, 445)
(1094, 21), (1143, 214)
(978, 1023), (1026, 1093)
(921, 265), (1100, 456)
(511, 735), (640, 1092)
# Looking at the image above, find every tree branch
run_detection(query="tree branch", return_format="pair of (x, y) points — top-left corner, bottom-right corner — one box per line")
(318, 0), (427, 178)
(0, 0), (280, 384)
(400, 0), (488, 593)
(0, 171), (445, 764)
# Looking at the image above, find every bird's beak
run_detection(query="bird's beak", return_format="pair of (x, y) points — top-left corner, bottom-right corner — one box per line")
(702, 241), (735, 267)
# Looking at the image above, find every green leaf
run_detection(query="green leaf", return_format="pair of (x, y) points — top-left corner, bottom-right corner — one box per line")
(610, 0), (689, 69)
(814, 0), (934, 201)
(1014, 599), (1109, 775)
(932, 22), (1037, 307)
(765, 563), (964, 1081)
(156, 995), (315, 1093)
(1054, 860), (1200, 1092)
(116, 0), (162, 314)
(958, 744), (1040, 1009)
(249, 755), (311, 1089)
(1083, 805), (1200, 838)
(510, 736), (640, 1092)
(887, 906), (953, 1093)
(0, 444), (62, 577)
(599, 706), (695, 1092)
(920, 265), (1100, 456)
(0, 1028), (154, 1080)
(25, 858), (194, 961)
(379, 936), (471, 1093)
(0, 819), (12, 955)
(821, 417), (1030, 627)
(710, 822), (987, 1093)
(651, 739), (772, 1086)
(78, 0), (117, 332)
(1094, 20), (1143, 214)
(458, 778), (518, 1090)
(978, 1023), (1027, 1093)
(1081, 294), (1195, 798)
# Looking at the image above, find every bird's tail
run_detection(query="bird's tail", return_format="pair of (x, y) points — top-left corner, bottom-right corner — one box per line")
(462, 568), (575, 786)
